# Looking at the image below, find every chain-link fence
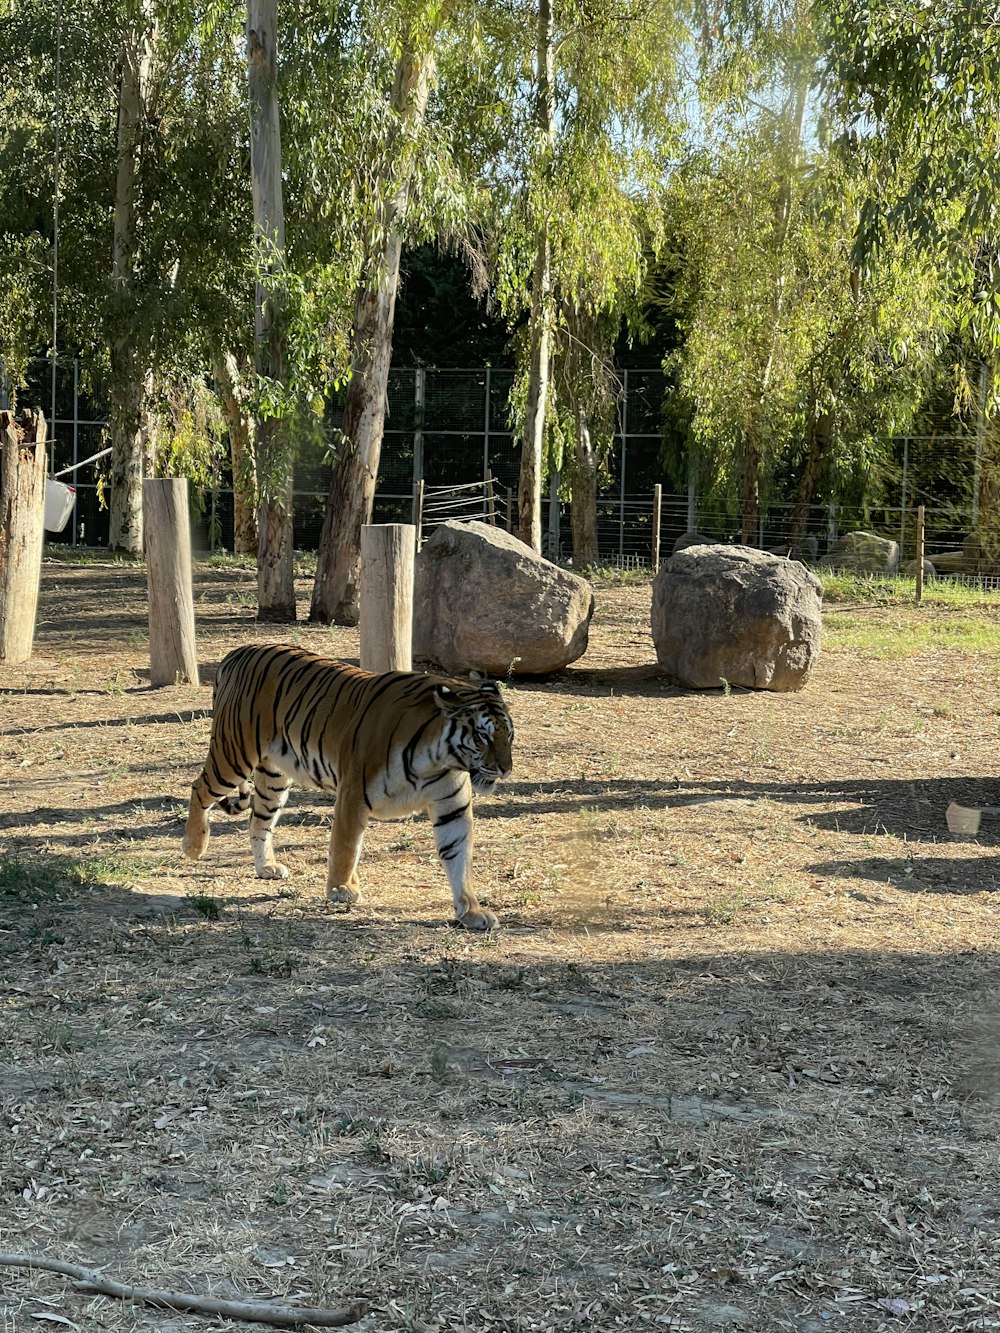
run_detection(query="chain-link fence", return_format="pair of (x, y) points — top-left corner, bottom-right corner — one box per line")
(12, 355), (991, 570)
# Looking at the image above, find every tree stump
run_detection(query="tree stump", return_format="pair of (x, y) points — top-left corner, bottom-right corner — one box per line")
(0, 409), (48, 664)
(359, 524), (415, 673)
(143, 478), (200, 686)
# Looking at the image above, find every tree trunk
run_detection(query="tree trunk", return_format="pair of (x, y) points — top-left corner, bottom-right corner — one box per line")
(741, 74), (809, 547)
(0, 409), (47, 664)
(213, 351), (258, 557)
(108, 10), (156, 554)
(739, 427), (761, 544)
(570, 404), (599, 566)
(975, 416), (1000, 573)
(789, 409), (832, 545)
(310, 34), (433, 626)
(248, 0), (295, 621)
(518, 0), (555, 555)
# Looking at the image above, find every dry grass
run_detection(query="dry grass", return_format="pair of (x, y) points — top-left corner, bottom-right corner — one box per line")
(2, 553), (999, 1332)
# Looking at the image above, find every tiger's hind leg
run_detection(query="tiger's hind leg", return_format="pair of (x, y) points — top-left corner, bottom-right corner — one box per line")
(183, 763), (251, 861)
(249, 767), (294, 880)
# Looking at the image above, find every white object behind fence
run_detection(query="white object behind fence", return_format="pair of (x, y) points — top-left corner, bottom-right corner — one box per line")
(44, 478), (76, 531)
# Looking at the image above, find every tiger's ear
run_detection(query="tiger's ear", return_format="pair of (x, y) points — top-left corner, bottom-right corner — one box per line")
(433, 683), (456, 708)
(468, 670), (500, 692)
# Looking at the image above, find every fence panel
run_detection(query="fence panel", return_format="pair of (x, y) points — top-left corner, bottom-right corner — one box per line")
(11, 354), (993, 570)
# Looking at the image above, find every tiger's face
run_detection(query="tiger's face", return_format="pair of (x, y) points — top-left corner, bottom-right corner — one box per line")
(435, 680), (514, 794)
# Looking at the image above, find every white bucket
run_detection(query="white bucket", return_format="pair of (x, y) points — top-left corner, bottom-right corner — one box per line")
(44, 478), (77, 532)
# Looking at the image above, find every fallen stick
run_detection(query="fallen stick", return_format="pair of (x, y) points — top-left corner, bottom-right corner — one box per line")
(0, 1253), (367, 1329)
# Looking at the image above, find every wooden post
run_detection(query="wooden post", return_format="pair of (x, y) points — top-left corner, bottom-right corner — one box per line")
(652, 483), (663, 573)
(0, 409), (48, 664)
(143, 478), (200, 686)
(915, 503), (925, 604)
(505, 487), (513, 533)
(412, 478), (425, 550)
(360, 523), (415, 673)
(486, 471), (497, 525)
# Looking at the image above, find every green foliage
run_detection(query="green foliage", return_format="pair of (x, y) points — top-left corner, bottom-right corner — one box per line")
(660, 0), (963, 524)
(823, 0), (1000, 365)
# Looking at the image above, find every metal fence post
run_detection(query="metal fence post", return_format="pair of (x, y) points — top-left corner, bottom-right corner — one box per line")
(687, 449), (697, 533)
(619, 368), (629, 564)
(973, 362), (987, 530)
(483, 367), (491, 484)
(72, 356), (80, 546)
(548, 467), (560, 559)
(899, 436), (909, 557)
(652, 483), (662, 572)
(413, 368), (425, 489)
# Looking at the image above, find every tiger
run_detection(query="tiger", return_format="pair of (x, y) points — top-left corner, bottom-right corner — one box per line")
(182, 643), (514, 930)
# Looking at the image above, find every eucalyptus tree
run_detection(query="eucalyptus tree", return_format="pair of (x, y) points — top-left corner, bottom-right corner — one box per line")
(0, 0), (257, 554)
(552, 304), (618, 565)
(308, 1), (446, 626)
(824, 0), (1000, 353)
(664, 0), (973, 541)
(823, 0), (1000, 559)
(247, 0), (296, 619)
(486, 0), (684, 554)
(666, 129), (957, 542)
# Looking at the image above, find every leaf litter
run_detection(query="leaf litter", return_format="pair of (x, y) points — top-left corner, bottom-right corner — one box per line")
(0, 558), (998, 1331)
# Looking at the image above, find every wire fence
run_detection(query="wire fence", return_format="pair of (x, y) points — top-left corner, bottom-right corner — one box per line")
(12, 355), (992, 572)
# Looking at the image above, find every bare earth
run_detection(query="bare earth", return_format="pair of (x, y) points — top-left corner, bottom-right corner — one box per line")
(1, 556), (999, 1333)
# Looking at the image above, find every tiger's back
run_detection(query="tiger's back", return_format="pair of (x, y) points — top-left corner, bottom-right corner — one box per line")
(183, 644), (514, 929)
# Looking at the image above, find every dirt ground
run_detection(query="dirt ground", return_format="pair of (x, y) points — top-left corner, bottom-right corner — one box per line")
(2, 555), (999, 1333)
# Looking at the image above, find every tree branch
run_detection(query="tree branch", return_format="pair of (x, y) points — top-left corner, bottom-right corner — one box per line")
(0, 1254), (367, 1329)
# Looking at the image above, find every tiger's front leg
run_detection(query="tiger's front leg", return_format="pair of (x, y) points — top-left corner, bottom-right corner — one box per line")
(249, 767), (293, 879)
(325, 787), (369, 907)
(431, 783), (497, 931)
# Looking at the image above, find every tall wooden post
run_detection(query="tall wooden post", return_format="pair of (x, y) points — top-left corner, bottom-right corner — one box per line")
(0, 409), (48, 664)
(144, 478), (200, 686)
(360, 523), (414, 673)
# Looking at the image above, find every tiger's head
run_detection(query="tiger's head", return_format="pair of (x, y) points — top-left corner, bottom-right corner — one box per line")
(434, 678), (514, 794)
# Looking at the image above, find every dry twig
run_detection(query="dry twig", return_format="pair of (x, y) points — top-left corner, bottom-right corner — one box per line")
(0, 1253), (367, 1329)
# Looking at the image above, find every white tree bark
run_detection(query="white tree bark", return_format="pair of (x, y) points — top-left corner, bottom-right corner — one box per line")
(518, 0), (555, 555)
(248, 0), (295, 621)
(213, 351), (258, 557)
(108, 7), (156, 554)
(310, 33), (433, 625)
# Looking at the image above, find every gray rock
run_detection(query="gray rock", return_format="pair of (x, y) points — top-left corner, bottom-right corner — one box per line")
(413, 520), (595, 676)
(902, 557), (936, 580)
(652, 544), (822, 692)
(672, 529), (718, 554)
(769, 535), (818, 563)
(826, 530), (899, 574)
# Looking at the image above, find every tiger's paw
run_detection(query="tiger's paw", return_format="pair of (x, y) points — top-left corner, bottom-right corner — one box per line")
(326, 884), (360, 907)
(182, 823), (209, 861)
(257, 862), (290, 880)
(455, 905), (498, 932)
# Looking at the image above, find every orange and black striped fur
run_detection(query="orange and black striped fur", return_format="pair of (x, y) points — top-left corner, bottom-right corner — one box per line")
(183, 644), (514, 930)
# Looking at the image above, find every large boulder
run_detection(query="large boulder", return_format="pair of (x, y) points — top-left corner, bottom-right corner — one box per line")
(413, 520), (595, 675)
(826, 530), (899, 575)
(672, 530), (718, 554)
(652, 544), (822, 692)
